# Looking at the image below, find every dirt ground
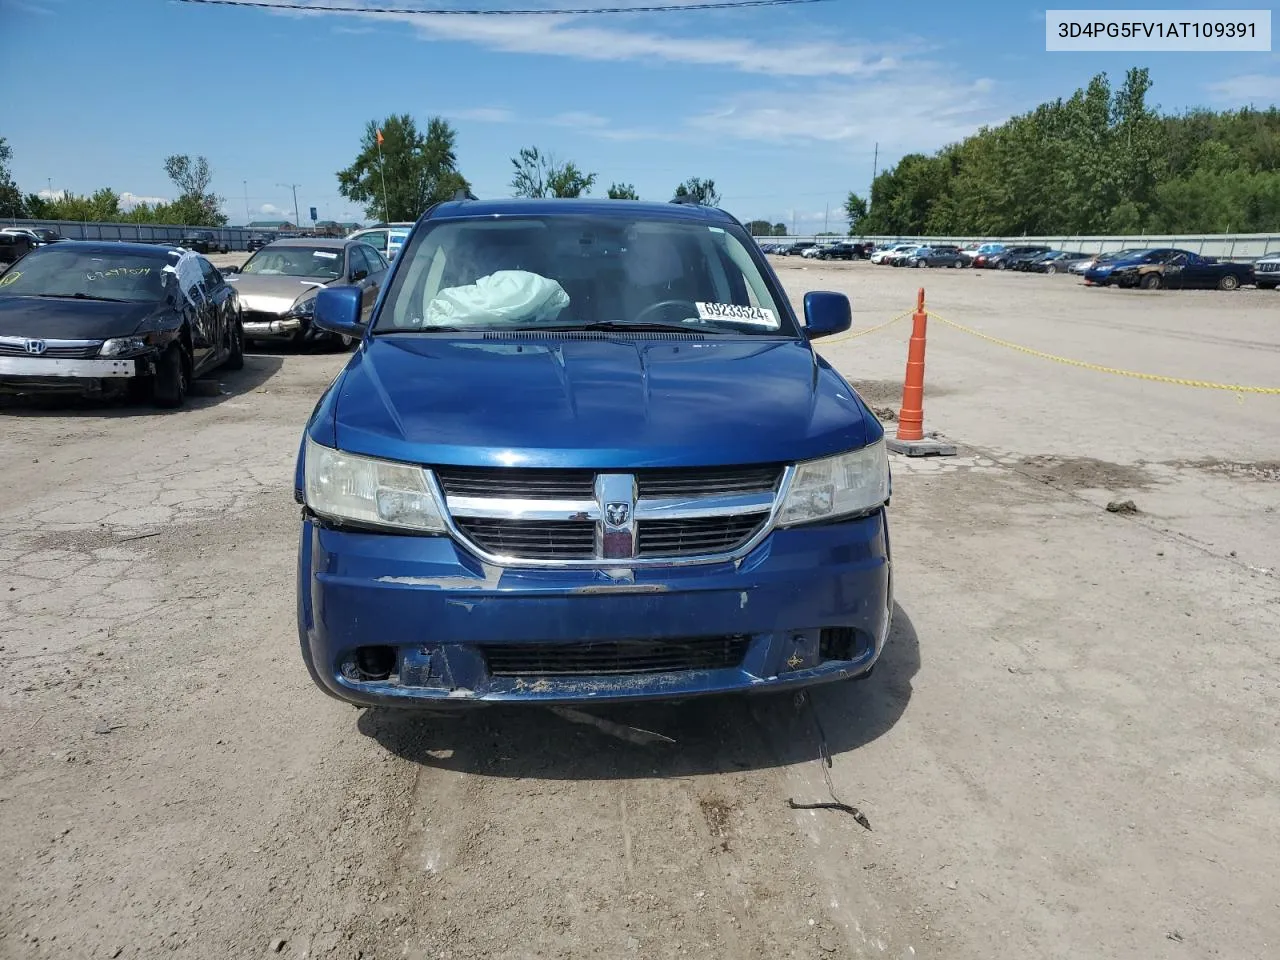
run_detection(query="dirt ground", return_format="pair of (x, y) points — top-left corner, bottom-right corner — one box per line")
(2, 256), (1278, 960)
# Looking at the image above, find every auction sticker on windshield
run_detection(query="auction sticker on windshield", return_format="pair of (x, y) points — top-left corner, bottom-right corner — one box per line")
(695, 302), (779, 327)
(0, 272), (20, 288)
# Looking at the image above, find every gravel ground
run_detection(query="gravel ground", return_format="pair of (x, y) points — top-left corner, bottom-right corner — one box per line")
(1, 256), (1277, 960)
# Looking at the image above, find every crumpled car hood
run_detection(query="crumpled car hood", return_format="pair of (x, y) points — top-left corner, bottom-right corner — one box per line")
(227, 274), (328, 313)
(0, 296), (167, 340)
(329, 333), (877, 469)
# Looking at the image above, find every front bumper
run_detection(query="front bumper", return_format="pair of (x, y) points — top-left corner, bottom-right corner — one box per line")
(243, 317), (303, 340)
(298, 510), (893, 707)
(0, 356), (142, 392)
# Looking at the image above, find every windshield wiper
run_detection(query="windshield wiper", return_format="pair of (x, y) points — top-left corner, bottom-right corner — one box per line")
(35, 293), (133, 303)
(539, 320), (716, 334)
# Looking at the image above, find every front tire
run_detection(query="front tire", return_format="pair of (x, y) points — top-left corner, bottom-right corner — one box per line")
(1140, 273), (1162, 290)
(151, 344), (188, 409)
(1046, 265), (1058, 275)
(224, 317), (245, 370)
(1217, 274), (1240, 291)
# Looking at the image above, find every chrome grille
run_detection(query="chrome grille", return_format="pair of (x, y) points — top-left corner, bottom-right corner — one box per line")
(437, 464), (785, 564)
(1258, 261), (1279, 273)
(453, 518), (595, 560)
(637, 516), (766, 556)
(480, 635), (750, 676)
(435, 465), (783, 501)
(436, 467), (594, 500)
(0, 337), (102, 359)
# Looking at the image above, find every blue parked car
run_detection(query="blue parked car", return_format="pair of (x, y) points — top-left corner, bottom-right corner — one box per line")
(294, 197), (893, 708)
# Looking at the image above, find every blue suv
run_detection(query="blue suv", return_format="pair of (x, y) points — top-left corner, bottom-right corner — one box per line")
(294, 198), (893, 707)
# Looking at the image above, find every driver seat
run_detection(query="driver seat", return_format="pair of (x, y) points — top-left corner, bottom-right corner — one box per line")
(621, 233), (694, 320)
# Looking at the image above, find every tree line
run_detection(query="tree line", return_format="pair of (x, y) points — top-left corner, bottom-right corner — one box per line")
(845, 67), (1280, 237)
(334, 113), (727, 219)
(0, 142), (228, 226)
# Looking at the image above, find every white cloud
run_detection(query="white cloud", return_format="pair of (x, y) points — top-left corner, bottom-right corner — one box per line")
(258, 203), (291, 217)
(1207, 74), (1280, 105)
(244, 0), (915, 78)
(688, 77), (1002, 151)
(37, 188), (65, 201)
(120, 192), (168, 210)
(549, 111), (610, 129)
(443, 106), (516, 123)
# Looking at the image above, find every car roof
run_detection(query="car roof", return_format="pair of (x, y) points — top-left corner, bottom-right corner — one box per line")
(27, 240), (185, 258)
(424, 197), (738, 226)
(264, 237), (349, 248)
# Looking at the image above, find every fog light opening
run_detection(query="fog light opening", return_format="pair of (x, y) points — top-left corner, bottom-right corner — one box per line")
(819, 627), (857, 662)
(351, 645), (397, 682)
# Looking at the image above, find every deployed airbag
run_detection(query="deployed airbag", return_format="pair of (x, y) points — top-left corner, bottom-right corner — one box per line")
(425, 270), (570, 327)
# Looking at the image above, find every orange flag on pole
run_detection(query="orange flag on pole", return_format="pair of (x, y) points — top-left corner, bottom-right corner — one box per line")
(376, 129), (384, 146)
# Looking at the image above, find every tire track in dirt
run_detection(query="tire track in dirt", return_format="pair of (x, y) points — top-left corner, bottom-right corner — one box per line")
(335, 692), (939, 959)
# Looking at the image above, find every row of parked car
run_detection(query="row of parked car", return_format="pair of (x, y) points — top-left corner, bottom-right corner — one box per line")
(758, 240), (874, 260)
(0, 230), (395, 408)
(862, 240), (1277, 290)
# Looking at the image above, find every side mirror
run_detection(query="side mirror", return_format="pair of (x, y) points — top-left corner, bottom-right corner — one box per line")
(313, 286), (367, 339)
(802, 291), (851, 340)
(350, 268), (368, 283)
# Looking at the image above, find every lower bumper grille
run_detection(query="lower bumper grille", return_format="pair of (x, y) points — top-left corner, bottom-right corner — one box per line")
(243, 309), (286, 325)
(480, 635), (751, 676)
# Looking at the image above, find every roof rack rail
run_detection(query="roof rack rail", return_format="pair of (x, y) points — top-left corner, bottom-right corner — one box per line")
(453, 188), (479, 201)
(669, 195), (702, 206)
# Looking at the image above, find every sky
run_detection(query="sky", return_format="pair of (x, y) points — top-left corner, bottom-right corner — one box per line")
(2, 0), (1277, 232)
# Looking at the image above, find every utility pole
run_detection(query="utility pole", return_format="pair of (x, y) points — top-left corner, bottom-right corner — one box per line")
(277, 182), (301, 230)
(870, 142), (878, 212)
(243, 180), (249, 225)
(824, 203), (829, 234)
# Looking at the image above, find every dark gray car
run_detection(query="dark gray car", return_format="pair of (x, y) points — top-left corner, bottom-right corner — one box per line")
(908, 245), (967, 268)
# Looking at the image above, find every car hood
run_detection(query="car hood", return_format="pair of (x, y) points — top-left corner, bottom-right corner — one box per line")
(226, 274), (329, 313)
(0, 296), (169, 340)
(329, 335), (877, 469)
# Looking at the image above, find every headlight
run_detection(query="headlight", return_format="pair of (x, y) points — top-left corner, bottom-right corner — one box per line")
(99, 336), (149, 357)
(285, 297), (316, 319)
(302, 436), (445, 533)
(777, 440), (890, 527)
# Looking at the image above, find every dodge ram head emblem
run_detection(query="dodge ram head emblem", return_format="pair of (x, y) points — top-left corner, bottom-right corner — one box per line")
(24, 339), (47, 355)
(605, 502), (631, 527)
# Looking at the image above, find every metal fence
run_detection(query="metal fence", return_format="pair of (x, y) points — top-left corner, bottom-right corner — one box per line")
(759, 233), (1280, 262)
(8, 217), (1280, 261)
(3, 218), (261, 251)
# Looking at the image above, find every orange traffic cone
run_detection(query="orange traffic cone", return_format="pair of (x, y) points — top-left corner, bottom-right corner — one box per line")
(886, 288), (956, 457)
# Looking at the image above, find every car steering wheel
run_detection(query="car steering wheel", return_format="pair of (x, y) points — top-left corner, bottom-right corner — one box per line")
(634, 299), (699, 324)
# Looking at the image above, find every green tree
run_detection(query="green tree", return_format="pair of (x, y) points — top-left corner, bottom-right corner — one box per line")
(510, 147), (596, 198)
(0, 138), (25, 218)
(163, 154), (227, 226)
(40, 188), (123, 223)
(744, 219), (774, 236)
(849, 66), (1280, 235)
(772, 222), (787, 236)
(607, 182), (639, 200)
(338, 115), (469, 222)
(843, 192), (867, 235)
(673, 177), (720, 206)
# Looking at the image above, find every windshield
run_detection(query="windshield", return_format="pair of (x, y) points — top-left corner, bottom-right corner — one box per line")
(240, 245), (344, 279)
(375, 214), (794, 336)
(0, 247), (172, 302)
